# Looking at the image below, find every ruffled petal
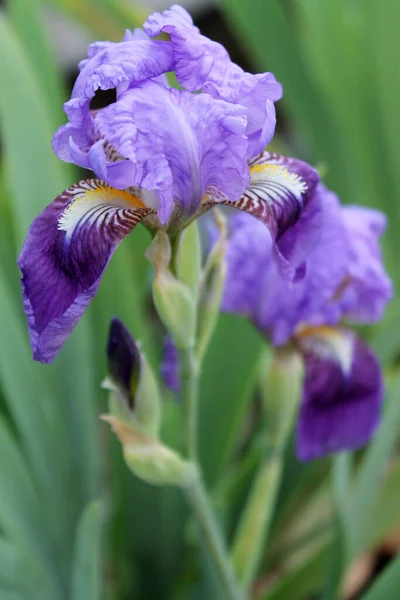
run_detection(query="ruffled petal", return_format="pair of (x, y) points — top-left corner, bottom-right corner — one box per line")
(296, 327), (383, 461)
(337, 206), (393, 322)
(96, 80), (249, 224)
(18, 181), (153, 363)
(51, 39), (174, 175)
(144, 5), (282, 156)
(65, 40), (174, 126)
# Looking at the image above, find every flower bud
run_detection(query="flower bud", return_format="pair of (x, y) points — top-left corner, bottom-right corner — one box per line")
(260, 347), (304, 450)
(196, 209), (227, 363)
(175, 221), (202, 300)
(103, 318), (161, 438)
(146, 232), (196, 351)
(101, 416), (197, 487)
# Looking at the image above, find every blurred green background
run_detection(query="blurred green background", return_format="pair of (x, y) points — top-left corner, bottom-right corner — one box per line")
(0, 0), (400, 599)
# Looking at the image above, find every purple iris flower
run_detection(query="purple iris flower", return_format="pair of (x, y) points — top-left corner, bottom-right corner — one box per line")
(162, 185), (392, 459)
(18, 4), (321, 364)
(221, 185), (392, 460)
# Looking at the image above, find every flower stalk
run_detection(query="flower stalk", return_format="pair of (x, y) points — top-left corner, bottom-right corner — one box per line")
(231, 349), (303, 592)
(179, 344), (243, 600)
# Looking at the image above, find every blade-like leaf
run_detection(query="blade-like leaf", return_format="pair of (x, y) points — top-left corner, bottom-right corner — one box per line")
(71, 502), (103, 600)
(0, 416), (64, 599)
(348, 374), (400, 558)
(359, 551), (400, 600)
(198, 314), (263, 487)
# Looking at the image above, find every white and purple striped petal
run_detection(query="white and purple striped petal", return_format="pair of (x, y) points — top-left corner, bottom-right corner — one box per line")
(296, 327), (383, 461)
(18, 180), (153, 363)
(144, 5), (282, 157)
(215, 153), (320, 291)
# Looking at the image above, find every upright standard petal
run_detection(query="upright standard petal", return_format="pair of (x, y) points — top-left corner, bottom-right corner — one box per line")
(296, 327), (382, 461)
(52, 38), (174, 181)
(337, 206), (393, 322)
(96, 80), (249, 224)
(18, 181), (153, 363)
(144, 5), (282, 156)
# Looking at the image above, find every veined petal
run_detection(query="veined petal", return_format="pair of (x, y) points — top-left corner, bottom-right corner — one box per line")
(204, 152), (319, 241)
(144, 5), (282, 156)
(96, 80), (249, 224)
(18, 180), (153, 363)
(296, 326), (382, 461)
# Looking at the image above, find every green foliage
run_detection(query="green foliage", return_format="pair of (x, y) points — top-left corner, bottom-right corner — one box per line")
(0, 0), (399, 598)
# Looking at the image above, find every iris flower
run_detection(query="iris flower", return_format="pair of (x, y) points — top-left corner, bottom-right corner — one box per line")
(221, 186), (392, 459)
(18, 5), (319, 363)
(162, 185), (392, 459)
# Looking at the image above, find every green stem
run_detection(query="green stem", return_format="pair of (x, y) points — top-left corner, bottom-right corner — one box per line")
(231, 452), (283, 590)
(231, 349), (303, 592)
(185, 477), (244, 600)
(179, 347), (199, 462)
(179, 347), (243, 600)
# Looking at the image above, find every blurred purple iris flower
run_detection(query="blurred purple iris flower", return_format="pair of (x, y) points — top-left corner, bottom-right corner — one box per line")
(162, 185), (392, 459)
(222, 186), (392, 460)
(18, 4), (321, 364)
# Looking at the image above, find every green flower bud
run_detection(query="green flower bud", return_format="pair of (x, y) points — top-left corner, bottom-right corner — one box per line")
(146, 232), (196, 351)
(103, 318), (161, 438)
(101, 416), (197, 487)
(260, 347), (304, 450)
(175, 221), (202, 300)
(196, 209), (227, 363)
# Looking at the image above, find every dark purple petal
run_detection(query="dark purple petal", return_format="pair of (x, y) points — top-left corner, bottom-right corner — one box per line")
(209, 152), (320, 287)
(205, 152), (319, 241)
(296, 327), (383, 461)
(144, 5), (282, 157)
(96, 80), (249, 223)
(161, 336), (180, 394)
(18, 180), (153, 363)
(107, 317), (141, 409)
(337, 206), (393, 322)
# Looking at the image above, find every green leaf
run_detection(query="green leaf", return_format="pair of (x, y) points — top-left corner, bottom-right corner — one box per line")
(0, 415), (63, 599)
(0, 14), (68, 243)
(198, 314), (263, 487)
(359, 551), (400, 600)
(257, 544), (329, 600)
(7, 0), (66, 126)
(348, 374), (400, 558)
(71, 502), (103, 600)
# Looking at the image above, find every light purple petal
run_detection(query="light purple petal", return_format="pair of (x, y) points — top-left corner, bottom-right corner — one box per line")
(65, 40), (174, 126)
(18, 181), (152, 363)
(52, 38), (174, 179)
(96, 80), (249, 224)
(290, 186), (351, 328)
(221, 181), (357, 344)
(144, 5), (282, 156)
(296, 328), (383, 461)
(337, 206), (393, 322)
